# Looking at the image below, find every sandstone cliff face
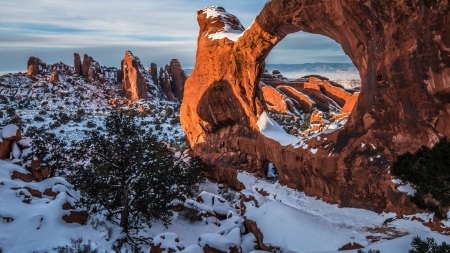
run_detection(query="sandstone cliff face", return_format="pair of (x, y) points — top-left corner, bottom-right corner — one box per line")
(181, 2), (450, 213)
(120, 51), (147, 100)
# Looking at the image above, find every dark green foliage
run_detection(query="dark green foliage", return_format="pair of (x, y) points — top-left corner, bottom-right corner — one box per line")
(86, 121), (96, 128)
(392, 138), (450, 218)
(409, 236), (450, 253)
(66, 111), (205, 233)
(34, 115), (45, 122)
(5, 107), (15, 116)
(357, 249), (380, 253)
(165, 107), (173, 118)
(24, 126), (67, 179)
(53, 238), (98, 253)
(3, 115), (25, 129)
(178, 206), (202, 223)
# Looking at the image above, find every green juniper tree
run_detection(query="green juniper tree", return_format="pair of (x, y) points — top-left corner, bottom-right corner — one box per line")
(67, 111), (204, 234)
(24, 126), (67, 179)
(392, 138), (450, 218)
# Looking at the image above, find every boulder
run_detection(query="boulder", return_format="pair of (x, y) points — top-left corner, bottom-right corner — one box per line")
(120, 51), (147, 100)
(62, 211), (88, 225)
(150, 233), (184, 253)
(181, 1), (450, 214)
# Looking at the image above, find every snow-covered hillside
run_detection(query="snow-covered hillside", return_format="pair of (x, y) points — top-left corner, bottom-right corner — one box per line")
(1, 58), (450, 253)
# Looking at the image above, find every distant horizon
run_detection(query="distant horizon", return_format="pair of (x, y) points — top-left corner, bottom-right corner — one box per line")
(0, 62), (359, 76)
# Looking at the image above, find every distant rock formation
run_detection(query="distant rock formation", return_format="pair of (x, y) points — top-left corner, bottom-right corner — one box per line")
(74, 53), (82, 76)
(150, 63), (158, 86)
(181, 1), (450, 215)
(159, 67), (175, 101)
(49, 67), (59, 84)
(170, 59), (187, 100)
(26, 57), (46, 76)
(120, 51), (147, 100)
(81, 54), (104, 83)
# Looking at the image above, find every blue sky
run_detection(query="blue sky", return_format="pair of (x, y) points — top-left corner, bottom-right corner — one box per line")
(0, 0), (351, 74)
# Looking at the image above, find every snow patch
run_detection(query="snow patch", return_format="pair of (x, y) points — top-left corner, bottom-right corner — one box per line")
(257, 111), (303, 146)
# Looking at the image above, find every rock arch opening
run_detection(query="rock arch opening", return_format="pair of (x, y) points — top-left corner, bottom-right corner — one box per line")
(260, 31), (362, 139)
(181, 2), (450, 213)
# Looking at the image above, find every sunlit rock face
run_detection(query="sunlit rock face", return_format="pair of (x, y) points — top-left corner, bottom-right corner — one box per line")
(120, 51), (147, 100)
(181, 1), (450, 213)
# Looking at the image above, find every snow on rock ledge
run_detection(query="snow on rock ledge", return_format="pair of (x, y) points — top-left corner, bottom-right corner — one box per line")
(199, 6), (245, 42)
(1, 124), (20, 140)
(257, 111), (303, 146)
(151, 232), (184, 253)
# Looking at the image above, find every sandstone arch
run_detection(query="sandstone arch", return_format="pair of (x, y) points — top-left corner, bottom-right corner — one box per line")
(181, 2), (450, 213)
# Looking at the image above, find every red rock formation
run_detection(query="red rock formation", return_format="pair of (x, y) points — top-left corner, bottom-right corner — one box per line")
(318, 80), (352, 107)
(74, 53), (82, 76)
(150, 62), (158, 85)
(340, 92), (359, 114)
(170, 59), (187, 100)
(277, 86), (315, 111)
(261, 85), (295, 114)
(26, 57), (46, 76)
(181, 2), (450, 214)
(49, 67), (59, 84)
(120, 51), (147, 100)
(159, 67), (175, 101)
(81, 53), (104, 83)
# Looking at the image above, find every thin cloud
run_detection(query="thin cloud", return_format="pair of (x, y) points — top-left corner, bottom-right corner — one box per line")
(0, 0), (352, 72)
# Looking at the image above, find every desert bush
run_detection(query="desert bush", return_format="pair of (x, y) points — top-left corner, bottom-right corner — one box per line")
(86, 121), (96, 128)
(53, 238), (99, 253)
(34, 115), (45, 122)
(392, 138), (450, 218)
(357, 249), (380, 253)
(409, 236), (450, 253)
(178, 207), (202, 223)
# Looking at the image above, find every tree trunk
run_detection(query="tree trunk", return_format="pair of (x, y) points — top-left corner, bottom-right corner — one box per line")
(120, 181), (129, 233)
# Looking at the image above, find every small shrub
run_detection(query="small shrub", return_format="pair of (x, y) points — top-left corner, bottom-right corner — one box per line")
(3, 115), (25, 129)
(39, 110), (47, 115)
(222, 189), (237, 203)
(392, 138), (450, 218)
(86, 121), (96, 128)
(170, 117), (180, 125)
(5, 107), (15, 116)
(34, 115), (45, 122)
(179, 207), (202, 223)
(53, 238), (99, 253)
(357, 250), (380, 253)
(409, 236), (450, 253)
